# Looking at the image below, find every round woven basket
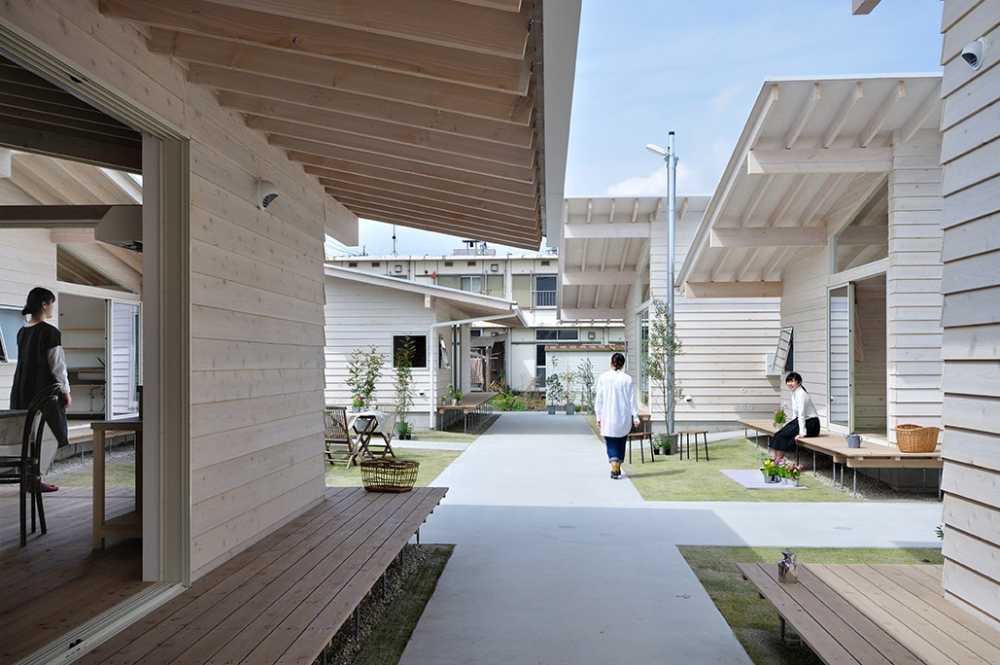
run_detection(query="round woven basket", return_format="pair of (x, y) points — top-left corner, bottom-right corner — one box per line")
(359, 459), (419, 493)
(895, 424), (940, 453)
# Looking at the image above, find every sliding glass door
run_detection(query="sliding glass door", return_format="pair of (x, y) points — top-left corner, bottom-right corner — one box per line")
(828, 284), (853, 430)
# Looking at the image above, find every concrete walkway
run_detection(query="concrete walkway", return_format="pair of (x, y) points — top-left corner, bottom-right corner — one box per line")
(400, 412), (942, 665)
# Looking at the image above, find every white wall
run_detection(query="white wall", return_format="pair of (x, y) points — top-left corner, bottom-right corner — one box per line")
(0, 230), (57, 410)
(938, 0), (1000, 628)
(636, 204), (784, 430)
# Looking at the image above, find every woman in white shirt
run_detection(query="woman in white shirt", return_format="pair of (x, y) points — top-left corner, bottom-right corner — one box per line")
(593, 352), (639, 479)
(770, 371), (820, 460)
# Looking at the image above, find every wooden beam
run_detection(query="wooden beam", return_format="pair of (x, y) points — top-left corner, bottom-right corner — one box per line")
(852, 0), (882, 15)
(0, 204), (115, 226)
(785, 83), (821, 150)
(187, 64), (532, 145)
(218, 92), (532, 163)
(823, 82), (863, 148)
(319, 178), (536, 225)
(247, 116), (534, 180)
(100, 0), (530, 94)
(454, 0), (522, 11)
(0, 119), (141, 173)
(330, 191), (536, 237)
(562, 271), (639, 287)
(900, 83), (941, 144)
(300, 162), (536, 209)
(0, 148), (9, 178)
(102, 243), (144, 274)
(684, 281), (783, 298)
(710, 227), (827, 248)
(341, 202), (538, 248)
(827, 174), (888, 237)
(860, 81), (905, 147)
(205, 0), (531, 59)
(311, 169), (535, 215)
(559, 308), (624, 321)
(837, 225), (887, 246)
(149, 29), (532, 123)
(50, 228), (96, 244)
(747, 147), (892, 175)
(563, 222), (651, 239)
(278, 138), (536, 194)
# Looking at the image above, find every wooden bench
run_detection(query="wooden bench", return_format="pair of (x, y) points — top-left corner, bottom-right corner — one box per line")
(74, 486), (447, 665)
(738, 419), (942, 496)
(739, 562), (1000, 665)
(436, 391), (495, 433)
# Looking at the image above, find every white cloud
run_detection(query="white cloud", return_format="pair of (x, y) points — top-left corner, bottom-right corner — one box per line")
(605, 161), (716, 198)
(708, 83), (743, 115)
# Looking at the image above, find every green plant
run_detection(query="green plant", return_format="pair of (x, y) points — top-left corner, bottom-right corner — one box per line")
(655, 433), (674, 454)
(935, 524), (944, 540)
(445, 385), (463, 403)
(394, 336), (416, 431)
(577, 359), (596, 413)
(491, 392), (527, 411)
(347, 347), (383, 407)
(562, 367), (576, 408)
(351, 395), (365, 409)
(545, 372), (564, 405)
(773, 408), (786, 425)
(644, 298), (683, 425)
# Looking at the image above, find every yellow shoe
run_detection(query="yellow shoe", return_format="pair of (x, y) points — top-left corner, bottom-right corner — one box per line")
(610, 461), (621, 478)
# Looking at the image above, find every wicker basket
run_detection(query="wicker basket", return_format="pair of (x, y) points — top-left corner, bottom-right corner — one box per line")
(895, 424), (940, 453)
(360, 459), (419, 493)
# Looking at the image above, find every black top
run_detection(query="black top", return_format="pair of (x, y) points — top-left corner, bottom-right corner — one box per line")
(10, 321), (61, 410)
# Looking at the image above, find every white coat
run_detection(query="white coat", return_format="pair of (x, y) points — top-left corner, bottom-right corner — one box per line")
(594, 369), (639, 438)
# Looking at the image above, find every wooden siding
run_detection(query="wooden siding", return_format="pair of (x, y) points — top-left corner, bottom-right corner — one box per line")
(779, 249), (831, 420)
(887, 132), (945, 442)
(637, 207), (783, 428)
(0, 230), (57, 409)
(0, 0), (358, 579)
(939, 0), (1000, 628)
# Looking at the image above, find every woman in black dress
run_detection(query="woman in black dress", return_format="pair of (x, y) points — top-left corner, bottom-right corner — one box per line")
(10, 287), (71, 492)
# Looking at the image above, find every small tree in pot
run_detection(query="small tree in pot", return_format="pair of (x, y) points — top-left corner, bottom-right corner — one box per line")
(545, 373), (564, 415)
(347, 346), (384, 410)
(394, 336), (415, 439)
(645, 299), (682, 453)
(562, 367), (577, 415)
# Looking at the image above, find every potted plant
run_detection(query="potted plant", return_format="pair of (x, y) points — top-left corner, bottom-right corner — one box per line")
(350, 395), (365, 412)
(562, 368), (576, 415)
(394, 336), (416, 439)
(773, 408), (786, 427)
(347, 346), (384, 410)
(644, 298), (682, 441)
(655, 433), (672, 455)
(445, 385), (463, 406)
(395, 420), (413, 440)
(760, 457), (781, 483)
(545, 372), (564, 415)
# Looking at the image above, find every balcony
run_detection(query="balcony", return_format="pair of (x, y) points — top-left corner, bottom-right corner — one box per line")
(534, 290), (557, 308)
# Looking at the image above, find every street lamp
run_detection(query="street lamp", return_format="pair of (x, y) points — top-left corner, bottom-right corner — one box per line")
(646, 131), (677, 437)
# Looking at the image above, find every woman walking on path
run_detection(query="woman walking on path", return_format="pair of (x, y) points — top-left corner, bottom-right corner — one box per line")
(594, 352), (639, 479)
(10, 287), (71, 492)
(769, 371), (820, 460)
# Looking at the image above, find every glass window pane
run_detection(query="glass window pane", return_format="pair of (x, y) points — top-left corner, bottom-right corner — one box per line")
(557, 329), (578, 340)
(485, 274), (504, 297)
(536, 330), (558, 340)
(512, 275), (531, 307)
(829, 286), (850, 427)
(535, 275), (556, 291)
(536, 344), (546, 366)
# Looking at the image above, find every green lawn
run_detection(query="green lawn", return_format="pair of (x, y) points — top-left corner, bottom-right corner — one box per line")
(326, 448), (461, 487)
(680, 546), (944, 665)
(50, 458), (135, 488)
(409, 429), (478, 444)
(585, 415), (855, 502)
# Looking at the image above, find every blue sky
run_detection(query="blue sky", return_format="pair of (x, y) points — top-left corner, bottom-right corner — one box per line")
(328, 0), (942, 258)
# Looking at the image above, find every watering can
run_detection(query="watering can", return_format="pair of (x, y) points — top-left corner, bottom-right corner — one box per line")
(846, 433), (862, 449)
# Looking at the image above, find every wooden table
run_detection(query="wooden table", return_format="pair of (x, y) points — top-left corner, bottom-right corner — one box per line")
(348, 411), (394, 462)
(91, 418), (142, 549)
(739, 562), (1000, 665)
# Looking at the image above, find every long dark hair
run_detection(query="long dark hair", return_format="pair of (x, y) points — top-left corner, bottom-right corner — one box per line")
(22, 287), (55, 318)
(611, 352), (625, 370)
(785, 371), (806, 391)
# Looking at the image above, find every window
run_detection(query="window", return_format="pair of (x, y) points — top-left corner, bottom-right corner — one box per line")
(0, 306), (24, 363)
(471, 329), (482, 337)
(485, 274), (504, 297)
(444, 261), (453, 267)
(540, 260), (551, 266)
(639, 311), (649, 404)
(467, 261), (476, 267)
(393, 335), (427, 368)
(371, 262), (381, 267)
(536, 329), (577, 341)
(534, 274), (556, 307)
(438, 335), (448, 369)
(536, 344), (546, 388)
(348, 261), (358, 267)
(460, 275), (482, 293)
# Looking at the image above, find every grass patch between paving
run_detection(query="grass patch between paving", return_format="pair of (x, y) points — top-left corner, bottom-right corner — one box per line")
(409, 429), (478, 444)
(679, 546), (944, 665)
(49, 455), (135, 488)
(585, 415), (854, 502)
(351, 544), (454, 665)
(326, 448), (461, 487)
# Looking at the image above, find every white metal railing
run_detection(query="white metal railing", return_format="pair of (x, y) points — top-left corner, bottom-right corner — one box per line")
(534, 290), (557, 307)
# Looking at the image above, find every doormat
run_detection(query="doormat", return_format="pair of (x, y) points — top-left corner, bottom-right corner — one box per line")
(721, 469), (805, 489)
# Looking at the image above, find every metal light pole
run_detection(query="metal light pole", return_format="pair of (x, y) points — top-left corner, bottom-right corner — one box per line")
(646, 131), (678, 435)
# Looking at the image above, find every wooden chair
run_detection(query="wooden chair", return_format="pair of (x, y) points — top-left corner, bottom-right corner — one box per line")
(323, 406), (357, 468)
(0, 385), (60, 546)
(367, 411), (397, 460)
(679, 429), (709, 461)
(627, 416), (655, 464)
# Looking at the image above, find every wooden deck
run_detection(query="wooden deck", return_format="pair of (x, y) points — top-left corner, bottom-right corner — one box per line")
(75, 486), (446, 665)
(0, 487), (145, 664)
(740, 562), (1000, 665)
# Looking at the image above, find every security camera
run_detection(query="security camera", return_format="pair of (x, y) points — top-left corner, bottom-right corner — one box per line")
(257, 179), (279, 209)
(961, 38), (986, 70)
